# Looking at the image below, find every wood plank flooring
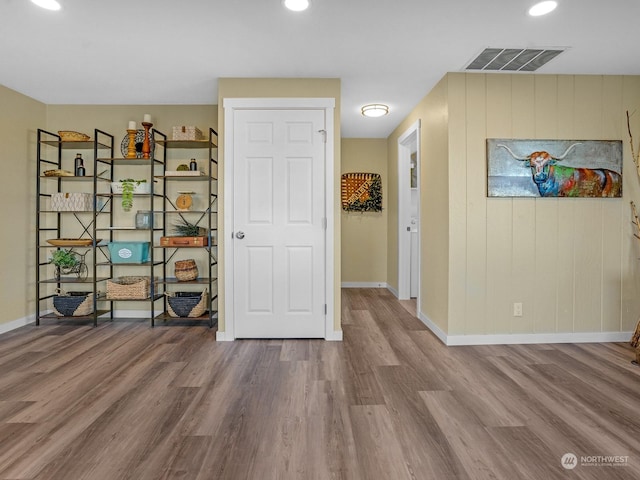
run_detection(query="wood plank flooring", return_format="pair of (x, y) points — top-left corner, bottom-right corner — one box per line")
(0, 288), (639, 479)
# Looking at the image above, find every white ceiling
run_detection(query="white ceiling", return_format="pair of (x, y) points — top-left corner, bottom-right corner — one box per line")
(2, 0), (639, 138)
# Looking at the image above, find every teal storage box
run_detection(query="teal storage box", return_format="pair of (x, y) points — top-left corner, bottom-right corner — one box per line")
(108, 241), (150, 263)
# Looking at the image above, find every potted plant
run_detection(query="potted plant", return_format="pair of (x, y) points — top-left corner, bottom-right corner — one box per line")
(173, 218), (207, 237)
(160, 218), (209, 247)
(111, 179), (148, 212)
(49, 248), (80, 280)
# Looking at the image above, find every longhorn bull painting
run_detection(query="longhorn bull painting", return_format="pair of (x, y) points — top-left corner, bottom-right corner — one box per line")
(487, 139), (623, 197)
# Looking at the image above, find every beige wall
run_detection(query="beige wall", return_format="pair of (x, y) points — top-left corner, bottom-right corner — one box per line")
(341, 139), (387, 284)
(0, 85), (46, 327)
(45, 105), (217, 147)
(387, 77), (450, 332)
(217, 78), (342, 333)
(389, 72), (640, 336)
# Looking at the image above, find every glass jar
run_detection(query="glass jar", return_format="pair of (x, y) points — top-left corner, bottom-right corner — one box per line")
(135, 210), (152, 229)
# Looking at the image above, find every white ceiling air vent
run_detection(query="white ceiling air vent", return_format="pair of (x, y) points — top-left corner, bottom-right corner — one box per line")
(465, 48), (564, 72)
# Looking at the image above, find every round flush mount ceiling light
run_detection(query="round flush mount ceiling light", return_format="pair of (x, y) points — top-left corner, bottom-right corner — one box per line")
(283, 0), (310, 12)
(528, 1), (557, 16)
(361, 104), (390, 118)
(31, 0), (61, 10)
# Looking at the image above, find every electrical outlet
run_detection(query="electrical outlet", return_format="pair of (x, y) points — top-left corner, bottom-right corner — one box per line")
(513, 302), (523, 317)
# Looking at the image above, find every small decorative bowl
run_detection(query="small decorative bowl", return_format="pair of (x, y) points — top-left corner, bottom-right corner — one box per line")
(57, 131), (91, 142)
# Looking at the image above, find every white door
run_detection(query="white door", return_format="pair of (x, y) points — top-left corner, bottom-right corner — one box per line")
(233, 109), (326, 338)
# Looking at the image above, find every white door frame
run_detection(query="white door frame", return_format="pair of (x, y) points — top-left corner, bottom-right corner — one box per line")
(220, 98), (336, 341)
(397, 120), (421, 303)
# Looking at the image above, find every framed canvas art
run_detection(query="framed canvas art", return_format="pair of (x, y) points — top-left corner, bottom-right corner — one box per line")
(487, 139), (622, 198)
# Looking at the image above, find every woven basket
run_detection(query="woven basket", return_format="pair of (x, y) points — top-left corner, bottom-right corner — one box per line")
(167, 289), (208, 318)
(53, 291), (94, 317)
(58, 130), (90, 142)
(174, 259), (198, 281)
(106, 276), (150, 300)
(631, 320), (640, 348)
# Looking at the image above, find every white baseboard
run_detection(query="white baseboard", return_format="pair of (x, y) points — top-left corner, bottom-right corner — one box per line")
(386, 285), (399, 298)
(418, 312), (633, 346)
(216, 331), (233, 341)
(0, 314), (36, 335)
(418, 312), (448, 344)
(341, 282), (387, 288)
(326, 329), (343, 341)
(0, 310), (159, 337)
(445, 331), (634, 346)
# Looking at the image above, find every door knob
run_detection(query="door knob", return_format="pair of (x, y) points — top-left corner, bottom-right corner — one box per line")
(236, 231), (245, 239)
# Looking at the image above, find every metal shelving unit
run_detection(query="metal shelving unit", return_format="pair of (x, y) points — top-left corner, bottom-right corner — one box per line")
(35, 129), (114, 326)
(35, 127), (216, 328)
(94, 129), (166, 324)
(154, 128), (218, 327)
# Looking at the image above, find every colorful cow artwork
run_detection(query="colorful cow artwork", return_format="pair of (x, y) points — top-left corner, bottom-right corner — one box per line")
(486, 139), (623, 198)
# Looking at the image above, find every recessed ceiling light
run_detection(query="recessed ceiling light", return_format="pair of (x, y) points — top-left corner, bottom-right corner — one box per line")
(361, 104), (389, 118)
(528, 1), (557, 16)
(283, 0), (310, 12)
(31, 0), (61, 10)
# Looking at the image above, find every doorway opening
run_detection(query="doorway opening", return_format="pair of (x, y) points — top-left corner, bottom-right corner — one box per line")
(397, 120), (421, 306)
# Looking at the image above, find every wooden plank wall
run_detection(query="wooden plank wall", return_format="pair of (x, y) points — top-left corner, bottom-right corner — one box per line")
(446, 73), (640, 336)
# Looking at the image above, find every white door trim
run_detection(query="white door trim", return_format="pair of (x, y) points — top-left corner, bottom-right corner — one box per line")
(397, 120), (421, 303)
(221, 98), (336, 341)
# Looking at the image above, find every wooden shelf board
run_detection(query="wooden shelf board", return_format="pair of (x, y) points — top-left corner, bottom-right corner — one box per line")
(155, 139), (217, 148)
(103, 294), (164, 302)
(39, 277), (111, 284)
(39, 210), (94, 214)
(158, 244), (216, 248)
(41, 140), (111, 149)
(161, 277), (216, 285)
(162, 210), (209, 214)
(40, 176), (111, 182)
(96, 261), (164, 266)
(154, 312), (218, 326)
(96, 157), (163, 165)
(39, 309), (112, 321)
(156, 175), (216, 180)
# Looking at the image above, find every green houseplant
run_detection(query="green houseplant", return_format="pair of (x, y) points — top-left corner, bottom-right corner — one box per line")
(117, 179), (147, 212)
(173, 217), (207, 237)
(49, 249), (80, 280)
(160, 217), (209, 247)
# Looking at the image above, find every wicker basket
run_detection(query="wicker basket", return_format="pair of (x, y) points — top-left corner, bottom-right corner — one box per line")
(53, 291), (94, 317)
(175, 259), (198, 281)
(106, 276), (150, 300)
(58, 131), (90, 142)
(167, 289), (208, 318)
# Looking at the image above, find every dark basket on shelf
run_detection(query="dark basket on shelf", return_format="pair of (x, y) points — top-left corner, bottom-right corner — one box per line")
(167, 289), (208, 318)
(52, 291), (94, 317)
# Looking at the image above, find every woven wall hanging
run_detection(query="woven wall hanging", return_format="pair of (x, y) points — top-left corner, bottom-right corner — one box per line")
(341, 173), (382, 212)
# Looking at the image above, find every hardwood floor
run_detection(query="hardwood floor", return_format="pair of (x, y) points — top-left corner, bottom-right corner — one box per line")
(0, 288), (639, 479)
